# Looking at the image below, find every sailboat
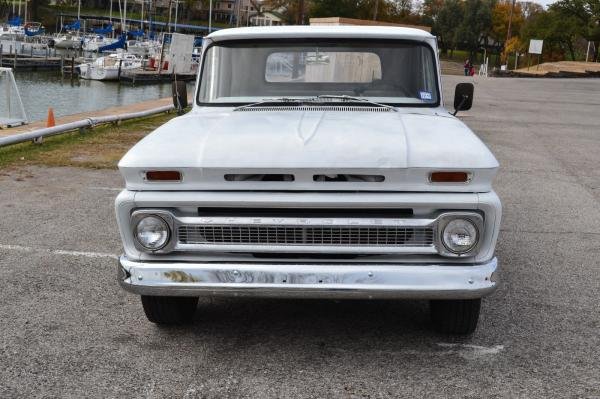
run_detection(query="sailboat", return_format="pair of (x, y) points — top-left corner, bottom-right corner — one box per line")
(78, 50), (142, 81)
(52, 20), (82, 49)
(52, 0), (82, 49)
(81, 0), (119, 52)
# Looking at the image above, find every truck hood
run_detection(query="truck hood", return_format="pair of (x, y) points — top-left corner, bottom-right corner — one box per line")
(119, 107), (499, 192)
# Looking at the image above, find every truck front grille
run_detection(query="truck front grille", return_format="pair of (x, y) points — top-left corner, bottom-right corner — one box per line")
(178, 225), (434, 247)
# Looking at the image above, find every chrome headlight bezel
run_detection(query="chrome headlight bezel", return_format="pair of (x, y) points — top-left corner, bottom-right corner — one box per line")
(436, 213), (484, 257)
(130, 210), (175, 253)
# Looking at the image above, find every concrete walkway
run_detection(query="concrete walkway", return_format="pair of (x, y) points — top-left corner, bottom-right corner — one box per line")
(0, 96), (176, 138)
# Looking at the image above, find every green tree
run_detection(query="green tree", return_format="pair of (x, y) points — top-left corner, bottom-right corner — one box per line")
(1, 0), (11, 18)
(456, 0), (494, 58)
(436, 0), (463, 55)
(521, 8), (583, 60)
(551, 0), (600, 60)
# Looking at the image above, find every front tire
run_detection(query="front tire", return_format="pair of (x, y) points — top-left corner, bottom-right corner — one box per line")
(430, 298), (481, 334)
(141, 296), (198, 325)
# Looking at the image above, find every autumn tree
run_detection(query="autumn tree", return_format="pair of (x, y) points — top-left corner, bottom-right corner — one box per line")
(259, 0), (423, 26)
(520, 1), (544, 19)
(491, 0), (524, 48)
(420, 0), (444, 27)
(261, 0), (308, 24)
(491, 0), (525, 63)
(310, 0), (386, 20)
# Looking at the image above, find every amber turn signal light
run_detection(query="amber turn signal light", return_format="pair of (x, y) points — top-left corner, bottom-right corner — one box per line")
(429, 171), (470, 183)
(145, 170), (182, 182)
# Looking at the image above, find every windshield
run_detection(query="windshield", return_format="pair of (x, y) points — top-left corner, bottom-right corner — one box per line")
(197, 40), (439, 106)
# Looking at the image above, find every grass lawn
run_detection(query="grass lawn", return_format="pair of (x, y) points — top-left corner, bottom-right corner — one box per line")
(0, 112), (175, 171)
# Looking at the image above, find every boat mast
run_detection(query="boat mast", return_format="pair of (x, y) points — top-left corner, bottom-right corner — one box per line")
(77, 0), (81, 35)
(118, 0), (122, 33)
(141, 0), (144, 32)
(167, 0), (172, 33)
(110, 0), (113, 38)
(174, 0), (178, 33)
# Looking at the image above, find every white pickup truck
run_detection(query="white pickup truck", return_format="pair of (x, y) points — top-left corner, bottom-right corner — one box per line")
(115, 26), (501, 334)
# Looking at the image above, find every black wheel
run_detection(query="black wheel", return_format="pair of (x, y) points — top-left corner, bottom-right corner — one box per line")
(430, 298), (481, 334)
(141, 296), (198, 325)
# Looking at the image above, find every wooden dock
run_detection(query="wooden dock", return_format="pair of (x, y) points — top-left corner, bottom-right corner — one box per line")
(0, 54), (63, 70)
(119, 69), (196, 85)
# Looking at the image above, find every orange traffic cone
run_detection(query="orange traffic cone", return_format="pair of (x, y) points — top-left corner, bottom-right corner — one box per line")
(46, 108), (55, 128)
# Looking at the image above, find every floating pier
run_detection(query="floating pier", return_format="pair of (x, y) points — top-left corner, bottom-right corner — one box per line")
(0, 42), (63, 70)
(0, 54), (63, 70)
(119, 70), (196, 85)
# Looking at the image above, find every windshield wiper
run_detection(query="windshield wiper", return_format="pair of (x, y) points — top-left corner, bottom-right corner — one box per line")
(233, 97), (310, 111)
(234, 95), (398, 112)
(316, 95), (398, 112)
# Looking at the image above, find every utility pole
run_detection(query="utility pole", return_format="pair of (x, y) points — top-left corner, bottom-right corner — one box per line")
(298, 0), (305, 25)
(209, 0), (213, 32)
(505, 0), (516, 59)
(373, 0), (379, 20)
(502, 0), (516, 69)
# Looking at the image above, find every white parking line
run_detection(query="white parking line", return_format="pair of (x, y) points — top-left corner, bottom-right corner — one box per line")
(0, 244), (118, 259)
(437, 343), (504, 359)
(87, 187), (123, 192)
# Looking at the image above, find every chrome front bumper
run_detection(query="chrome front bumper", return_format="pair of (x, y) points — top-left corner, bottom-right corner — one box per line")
(118, 256), (499, 299)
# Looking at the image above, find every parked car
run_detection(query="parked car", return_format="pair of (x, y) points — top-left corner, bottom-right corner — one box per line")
(115, 26), (501, 334)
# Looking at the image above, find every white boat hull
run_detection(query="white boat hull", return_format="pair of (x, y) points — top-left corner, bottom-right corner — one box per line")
(79, 64), (120, 80)
(78, 53), (142, 81)
(54, 38), (81, 49)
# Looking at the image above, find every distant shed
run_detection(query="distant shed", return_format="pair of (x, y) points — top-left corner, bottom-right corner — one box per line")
(309, 17), (431, 33)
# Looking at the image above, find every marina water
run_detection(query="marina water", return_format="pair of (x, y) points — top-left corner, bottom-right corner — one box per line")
(2, 70), (195, 123)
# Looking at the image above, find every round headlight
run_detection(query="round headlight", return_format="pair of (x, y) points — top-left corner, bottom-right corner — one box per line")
(135, 215), (170, 250)
(442, 218), (478, 254)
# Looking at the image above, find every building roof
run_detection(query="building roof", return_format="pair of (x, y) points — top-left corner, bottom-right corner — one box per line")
(309, 17), (431, 33)
(206, 25), (434, 42)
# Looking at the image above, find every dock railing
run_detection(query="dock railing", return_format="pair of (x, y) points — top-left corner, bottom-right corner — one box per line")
(0, 103), (174, 148)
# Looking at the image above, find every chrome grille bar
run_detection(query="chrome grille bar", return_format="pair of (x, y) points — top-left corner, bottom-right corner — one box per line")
(178, 225), (434, 247)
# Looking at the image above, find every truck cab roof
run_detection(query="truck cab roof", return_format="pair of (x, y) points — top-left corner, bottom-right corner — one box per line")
(206, 25), (434, 43)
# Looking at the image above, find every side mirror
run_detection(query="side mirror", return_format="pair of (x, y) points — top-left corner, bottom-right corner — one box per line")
(172, 80), (188, 114)
(453, 83), (474, 116)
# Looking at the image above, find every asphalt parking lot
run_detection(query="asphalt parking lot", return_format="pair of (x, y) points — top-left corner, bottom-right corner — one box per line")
(1, 76), (599, 398)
